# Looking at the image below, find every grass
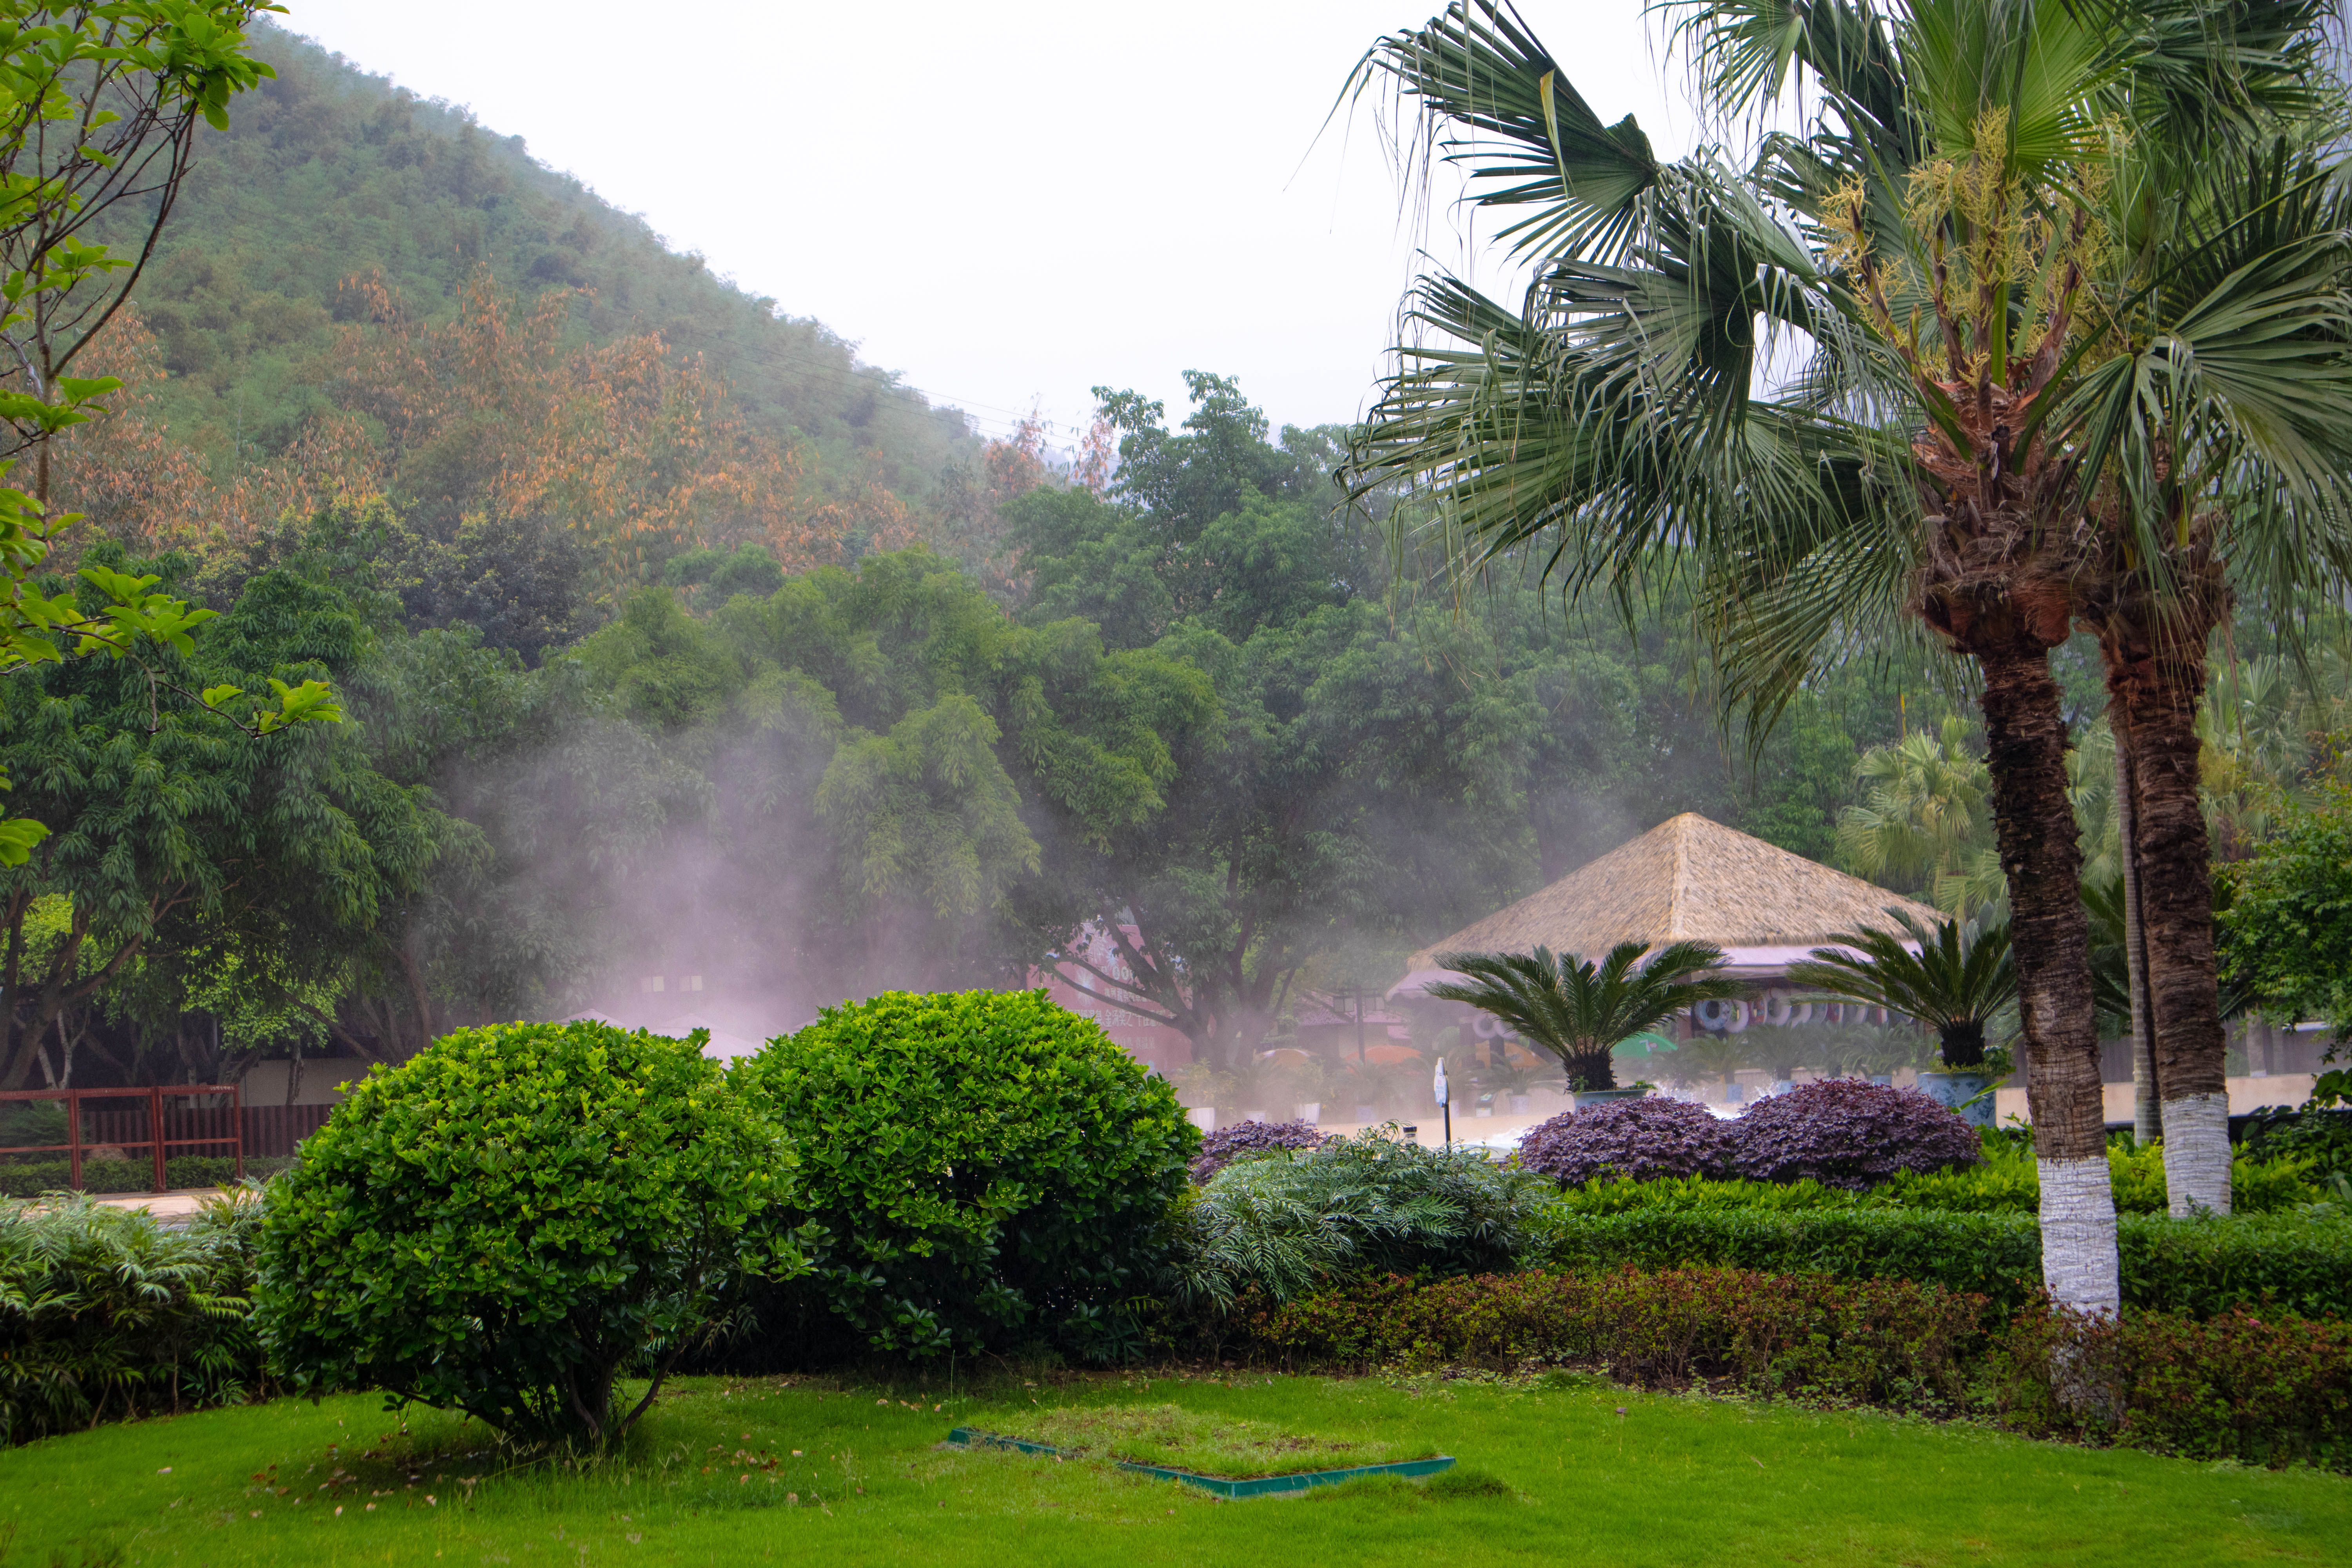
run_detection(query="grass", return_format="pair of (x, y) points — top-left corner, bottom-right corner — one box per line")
(989, 1401), (1441, 1477)
(2, 1370), (2348, 1566)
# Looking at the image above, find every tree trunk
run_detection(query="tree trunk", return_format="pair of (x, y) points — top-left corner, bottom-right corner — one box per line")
(2112, 720), (2160, 1146)
(1563, 1048), (1617, 1093)
(1977, 644), (2118, 1314)
(1936, 1018), (1986, 1070)
(2095, 572), (2231, 1216)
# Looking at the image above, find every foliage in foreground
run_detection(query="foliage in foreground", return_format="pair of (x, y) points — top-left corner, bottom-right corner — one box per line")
(0, 1191), (266, 1444)
(255, 1020), (804, 1450)
(728, 989), (1196, 1366)
(1238, 1268), (2352, 1470)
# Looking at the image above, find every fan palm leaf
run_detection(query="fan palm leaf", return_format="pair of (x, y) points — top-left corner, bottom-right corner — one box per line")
(1423, 939), (1742, 1091)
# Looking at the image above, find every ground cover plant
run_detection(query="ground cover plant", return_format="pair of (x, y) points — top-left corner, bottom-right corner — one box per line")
(989, 1401), (1439, 1477)
(729, 989), (1196, 1367)
(254, 1020), (805, 1450)
(4, 1372), (2348, 1567)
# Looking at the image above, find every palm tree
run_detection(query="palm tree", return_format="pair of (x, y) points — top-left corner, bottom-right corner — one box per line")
(1347, 0), (2352, 1307)
(1785, 913), (2018, 1072)
(1423, 940), (1741, 1091)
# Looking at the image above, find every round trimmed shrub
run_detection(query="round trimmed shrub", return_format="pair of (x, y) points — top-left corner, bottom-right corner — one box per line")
(255, 1021), (799, 1450)
(1726, 1078), (1983, 1189)
(1191, 1118), (1330, 1182)
(1516, 1095), (1736, 1186)
(731, 989), (1196, 1365)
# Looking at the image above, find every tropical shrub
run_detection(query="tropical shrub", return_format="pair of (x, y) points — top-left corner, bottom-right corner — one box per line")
(256, 1021), (802, 1450)
(2, 1191), (267, 1445)
(1516, 1096), (1734, 1186)
(1725, 1080), (1981, 1188)
(1190, 1118), (1330, 1182)
(1536, 1204), (2352, 1320)
(1165, 1130), (1552, 1311)
(730, 989), (1195, 1365)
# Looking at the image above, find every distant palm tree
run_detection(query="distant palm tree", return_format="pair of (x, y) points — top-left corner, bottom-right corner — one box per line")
(1425, 941), (1741, 1092)
(1785, 914), (2016, 1073)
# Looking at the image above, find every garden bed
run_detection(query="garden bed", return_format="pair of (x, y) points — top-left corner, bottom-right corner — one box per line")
(947, 1404), (1453, 1496)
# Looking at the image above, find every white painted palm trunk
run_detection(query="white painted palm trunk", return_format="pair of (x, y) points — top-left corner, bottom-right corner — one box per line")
(2038, 1155), (2120, 1316)
(2161, 1092), (2232, 1216)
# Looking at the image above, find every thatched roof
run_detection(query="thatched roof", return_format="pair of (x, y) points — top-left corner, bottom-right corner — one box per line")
(1399, 813), (1940, 985)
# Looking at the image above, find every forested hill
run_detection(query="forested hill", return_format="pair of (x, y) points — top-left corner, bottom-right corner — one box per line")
(103, 22), (971, 505)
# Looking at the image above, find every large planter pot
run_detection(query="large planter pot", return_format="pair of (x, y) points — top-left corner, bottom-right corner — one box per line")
(1572, 1087), (1648, 1111)
(1185, 1106), (1216, 1133)
(1295, 1102), (1321, 1125)
(1916, 1071), (1996, 1128)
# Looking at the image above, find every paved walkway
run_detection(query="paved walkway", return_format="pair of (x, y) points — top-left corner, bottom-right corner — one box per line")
(5, 1187), (230, 1220)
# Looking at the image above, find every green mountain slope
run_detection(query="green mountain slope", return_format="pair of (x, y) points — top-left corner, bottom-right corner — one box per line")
(109, 22), (972, 505)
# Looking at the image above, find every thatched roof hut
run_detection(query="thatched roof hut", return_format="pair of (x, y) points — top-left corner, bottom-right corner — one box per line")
(1390, 812), (1940, 998)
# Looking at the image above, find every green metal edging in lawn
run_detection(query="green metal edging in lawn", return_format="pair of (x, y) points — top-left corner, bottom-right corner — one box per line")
(945, 1427), (1455, 1499)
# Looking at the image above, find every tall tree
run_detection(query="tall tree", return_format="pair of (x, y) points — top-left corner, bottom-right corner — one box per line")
(1343, 0), (2349, 1307)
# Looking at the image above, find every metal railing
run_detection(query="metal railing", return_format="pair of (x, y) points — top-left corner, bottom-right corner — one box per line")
(0, 1084), (243, 1192)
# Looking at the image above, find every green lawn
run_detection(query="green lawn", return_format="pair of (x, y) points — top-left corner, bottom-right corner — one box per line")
(2, 1372), (2344, 1567)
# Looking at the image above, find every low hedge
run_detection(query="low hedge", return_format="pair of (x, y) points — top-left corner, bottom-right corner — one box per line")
(1542, 1142), (2322, 1217)
(1535, 1205), (2352, 1320)
(0, 1155), (294, 1199)
(1240, 1266), (1985, 1411)
(1230, 1267), (2352, 1470)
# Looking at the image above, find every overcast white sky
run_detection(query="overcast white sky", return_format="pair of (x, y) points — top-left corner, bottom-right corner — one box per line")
(273, 0), (1693, 445)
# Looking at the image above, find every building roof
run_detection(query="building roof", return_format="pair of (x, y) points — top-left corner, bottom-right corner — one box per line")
(1395, 813), (1940, 992)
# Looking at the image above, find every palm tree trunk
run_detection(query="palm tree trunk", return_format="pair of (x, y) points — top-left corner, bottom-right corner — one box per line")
(1977, 644), (2118, 1313)
(2109, 632), (2231, 1215)
(2089, 544), (2233, 1216)
(2112, 719), (2160, 1145)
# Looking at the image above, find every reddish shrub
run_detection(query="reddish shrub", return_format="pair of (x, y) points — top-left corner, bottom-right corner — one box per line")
(1726, 1079), (1981, 1189)
(1238, 1265), (1986, 1410)
(1517, 1096), (1735, 1186)
(1989, 1304), (2352, 1469)
(1190, 1118), (1330, 1183)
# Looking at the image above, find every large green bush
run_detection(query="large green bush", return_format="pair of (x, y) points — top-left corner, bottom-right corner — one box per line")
(2, 1191), (267, 1445)
(256, 1021), (806, 1450)
(729, 989), (1194, 1365)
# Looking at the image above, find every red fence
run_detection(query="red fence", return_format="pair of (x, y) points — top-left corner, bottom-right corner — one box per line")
(0, 1085), (243, 1192)
(243, 1101), (336, 1157)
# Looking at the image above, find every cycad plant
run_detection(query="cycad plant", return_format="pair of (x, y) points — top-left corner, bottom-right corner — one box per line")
(1423, 940), (1740, 1091)
(1785, 913), (2018, 1072)
(1348, 0), (2352, 1305)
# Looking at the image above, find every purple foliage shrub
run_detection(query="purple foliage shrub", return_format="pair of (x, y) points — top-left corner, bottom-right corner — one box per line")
(1191, 1119), (1331, 1182)
(1516, 1096), (1736, 1186)
(1727, 1079), (1983, 1189)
